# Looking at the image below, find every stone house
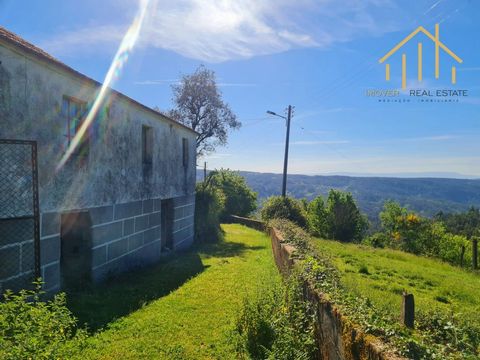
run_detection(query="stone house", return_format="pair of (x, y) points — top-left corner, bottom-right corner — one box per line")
(0, 27), (197, 293)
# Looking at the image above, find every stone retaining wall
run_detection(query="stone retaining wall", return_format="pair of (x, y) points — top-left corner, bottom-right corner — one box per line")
(269, 227), (404, 360)
(228, 216), (403, 360)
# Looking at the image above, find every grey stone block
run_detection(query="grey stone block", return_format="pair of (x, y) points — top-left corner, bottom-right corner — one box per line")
(0, 246), (20, 279)
(41, 212), (60, 237)
(143, 199), (153, 214)
(153, 198), (162, 211)
(144, 226), (160, 244)
(108, 237), (129, 261)
(92, 246), (107, 267)
(123, 218), (134, 236)
(128, 233), (143, 251)
(21, 241), (36, 272)
(175, 235), (194, 251)
(0, 218), (34, 246)
(149, 211), (161, 227)
(134, 214), (149, 233)
(40, 236), (60, 266)
(89, 205), (114, 225)
(92, 221), (123, 247)
(114, 201), (142, 220)
(42, 262), (60, 291)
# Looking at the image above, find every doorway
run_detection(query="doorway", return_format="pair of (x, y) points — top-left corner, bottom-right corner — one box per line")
(161, 199), (174, 251)
(60, 211), (92, 289)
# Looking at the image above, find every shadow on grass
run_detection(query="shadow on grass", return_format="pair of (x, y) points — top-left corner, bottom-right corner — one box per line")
(67, 237), (263, 332)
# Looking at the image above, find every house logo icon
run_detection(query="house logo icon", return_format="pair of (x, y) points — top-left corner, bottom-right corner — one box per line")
(379, 24), (462, 89)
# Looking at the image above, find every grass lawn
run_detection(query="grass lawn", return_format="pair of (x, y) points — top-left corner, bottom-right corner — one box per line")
(310, 238), (480, 327)
(68, 224), (280, 359)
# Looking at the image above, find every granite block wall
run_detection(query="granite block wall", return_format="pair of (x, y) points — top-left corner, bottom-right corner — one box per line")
(29, 194), (195, 292)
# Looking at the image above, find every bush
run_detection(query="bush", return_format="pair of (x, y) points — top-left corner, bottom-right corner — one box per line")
(261, 196), (307, 228)
(207, 169), (257, 220)
(194, 182), (225, 243)
(235, 277), (316, 360)
(0, 281), (86, 359)
(362, 232), (391, 248)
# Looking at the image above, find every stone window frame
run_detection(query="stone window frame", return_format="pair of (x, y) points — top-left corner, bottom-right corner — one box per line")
(62, 95), (89, 165)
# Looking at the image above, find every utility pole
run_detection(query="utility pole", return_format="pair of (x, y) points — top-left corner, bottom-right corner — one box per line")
(266, 105), (294, 197)
(204, 161), (207, 182)
(282, 105), (292, 197)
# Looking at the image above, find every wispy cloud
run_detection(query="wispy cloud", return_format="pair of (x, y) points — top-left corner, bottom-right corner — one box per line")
(134, 79), (257, 87)
(39, 0), (407, 62)
(273, 140), (350, 146)
(134, 79), (180, 85)
(388, 134), (459, 142)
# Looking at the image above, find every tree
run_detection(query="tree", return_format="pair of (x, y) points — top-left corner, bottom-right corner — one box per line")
(207, 169), (257, 220)
(325, 190), (368, 242)
(169, 65), (241, 156)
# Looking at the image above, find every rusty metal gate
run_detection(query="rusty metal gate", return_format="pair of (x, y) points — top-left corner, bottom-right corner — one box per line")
(0, 139), (40, 293)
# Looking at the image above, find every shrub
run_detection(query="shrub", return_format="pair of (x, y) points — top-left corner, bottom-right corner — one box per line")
(194, 182), (225, 243)
(362, 232), (391, 248)
(0, 281), (86, 359)
(207, 169), (257, 220)
(261, 196), (307, 228)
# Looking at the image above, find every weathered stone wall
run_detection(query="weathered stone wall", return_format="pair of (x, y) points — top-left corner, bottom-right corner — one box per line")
(228, 215), (265, 232)
(0, 35), (197, 291)
(0, 39), (197, 213)
(39, 194), (194, 291)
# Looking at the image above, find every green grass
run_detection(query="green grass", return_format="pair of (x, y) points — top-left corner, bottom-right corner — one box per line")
(309, 238), (480, 327)
(67, 224), (280, 359)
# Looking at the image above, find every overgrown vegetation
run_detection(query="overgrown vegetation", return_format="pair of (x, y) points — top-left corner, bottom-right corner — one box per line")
(0, 281), (87, 360)
(194, 181), (225, 243)
(207, 168), (257, 220)
(195, 169), (258, 243)
(235, 275), (316, 360)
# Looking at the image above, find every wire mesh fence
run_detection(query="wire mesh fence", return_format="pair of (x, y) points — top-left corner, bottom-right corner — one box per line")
(0, 139), (40, 294)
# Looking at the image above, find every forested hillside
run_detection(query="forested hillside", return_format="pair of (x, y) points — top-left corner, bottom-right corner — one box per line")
(197, 170), (480, 219)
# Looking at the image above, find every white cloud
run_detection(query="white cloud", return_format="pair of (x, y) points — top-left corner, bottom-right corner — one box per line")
(290, 140), (350, 145)
(39, 0), (407, 62)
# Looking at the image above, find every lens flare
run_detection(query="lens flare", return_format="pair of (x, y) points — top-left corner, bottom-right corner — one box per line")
(56, 0), (151, 170)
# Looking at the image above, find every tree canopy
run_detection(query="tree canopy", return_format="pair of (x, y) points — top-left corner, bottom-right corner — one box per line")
(169, 65), (241, 156)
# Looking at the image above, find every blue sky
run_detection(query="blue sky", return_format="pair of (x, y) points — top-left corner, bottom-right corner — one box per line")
(1, 0), (479, 177)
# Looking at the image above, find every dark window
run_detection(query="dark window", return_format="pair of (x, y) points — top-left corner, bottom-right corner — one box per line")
(62, 96), (88, 164)
(142, 125), (153, 177)
(182, 138), (188, 168)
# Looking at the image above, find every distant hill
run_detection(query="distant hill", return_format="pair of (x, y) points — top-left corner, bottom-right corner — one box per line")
(197, 170), (480, 221)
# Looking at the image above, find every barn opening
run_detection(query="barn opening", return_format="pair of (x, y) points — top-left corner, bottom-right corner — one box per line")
(161, 199), (174, 251)
(60, 211), (92, 290)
